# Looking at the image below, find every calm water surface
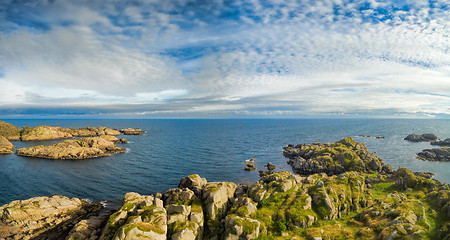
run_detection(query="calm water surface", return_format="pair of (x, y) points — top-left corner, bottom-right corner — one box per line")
(0, 119), (449, 205)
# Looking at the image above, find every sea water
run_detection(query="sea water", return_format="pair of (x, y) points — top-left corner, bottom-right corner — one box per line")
(0, 119), (449, 205)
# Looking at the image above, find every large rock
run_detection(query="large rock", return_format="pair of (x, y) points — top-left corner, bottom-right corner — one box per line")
(417, 148), (450, 162)
(0, 195), (92, 240)
(202, 181), (237, 237)
(0, 136), (14, 154)
(99, 192), (166, 240)
(164, 188), (204, 240)
(179, 174), (207, 196)
(0, 120), (21, 141)
(404, 133), (438, 142)
(284, 137), (384, 175)
(15, 137), (126, 160)
(20, 126), (73, 141)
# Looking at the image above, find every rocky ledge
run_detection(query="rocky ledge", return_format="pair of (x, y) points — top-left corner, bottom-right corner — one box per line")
(417, 147), (450, 162)
(120, 128), (146, 135)
(0, 195), (101, 240)
(15, 137), (126, 160)
(0, 136), (14, 154)
(404, 133), (438, 142)
(284, 137), (393, 175)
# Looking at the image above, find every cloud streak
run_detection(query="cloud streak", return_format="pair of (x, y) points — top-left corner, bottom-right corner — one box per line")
(0, 0), (449, 118)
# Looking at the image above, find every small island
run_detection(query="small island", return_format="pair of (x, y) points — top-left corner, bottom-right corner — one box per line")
(404, 133), (438, 142)
(0, 137), (448, 240)
(15, 137), (126, 160)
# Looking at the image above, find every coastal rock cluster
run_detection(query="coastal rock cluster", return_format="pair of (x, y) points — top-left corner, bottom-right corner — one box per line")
(0, 120), (144, 159)
(284, 137), (391, 175)
(0, 137), (449, 239)
(404, 133), (450, 162)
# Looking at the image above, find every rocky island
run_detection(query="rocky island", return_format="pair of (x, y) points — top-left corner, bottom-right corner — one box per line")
(404, 133), (438, 142)
(417, 148), (450, 162)
(0, 137), (448, 240)
(15, 137), (126, 160)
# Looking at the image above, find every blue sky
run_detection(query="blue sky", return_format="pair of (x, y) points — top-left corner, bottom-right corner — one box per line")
(0, 0), (449, 118)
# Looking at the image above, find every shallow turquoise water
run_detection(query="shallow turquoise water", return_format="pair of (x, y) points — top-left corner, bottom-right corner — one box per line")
(0, 119), (448, 205)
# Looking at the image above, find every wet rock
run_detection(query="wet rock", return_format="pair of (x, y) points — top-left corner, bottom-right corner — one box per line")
(417, 147), (450, 162)
(265, 162), (276, 171)
(15, 137), (126, 160)
(431, 138), (450, 147)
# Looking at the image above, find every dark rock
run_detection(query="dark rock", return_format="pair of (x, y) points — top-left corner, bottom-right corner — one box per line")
(265, 162), (276, 171)
(404, 133), (438, 142)
(431, 138), (450, 147)
(417, 148), (450, 162)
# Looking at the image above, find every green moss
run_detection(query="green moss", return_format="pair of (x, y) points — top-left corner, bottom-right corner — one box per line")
(122, 202), (136, 211)
(136, 222), (165, 235)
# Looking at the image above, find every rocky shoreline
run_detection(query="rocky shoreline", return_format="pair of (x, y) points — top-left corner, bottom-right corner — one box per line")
(0, 137), (448, 240)
(404, 133), (450, 162)
(0, 120), (143, 160)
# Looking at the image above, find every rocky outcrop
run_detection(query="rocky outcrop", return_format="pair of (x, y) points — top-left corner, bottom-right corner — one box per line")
(60, 127), (121, 137)
(431, 138), (450, 147)
(99, 192), (166, 240)
(284, 137), (386, 175)
(19, 126), (73, 141)
(100, 135), (128, 144)
(15, 137), (126, 160)
(120, 128), (146, 135)
(417, 147), (450, 162)
(404, 133), (438, 142)
(0, 195), (96, 240)
(0, 136), (14, 154)
(0, 120), (20, 141)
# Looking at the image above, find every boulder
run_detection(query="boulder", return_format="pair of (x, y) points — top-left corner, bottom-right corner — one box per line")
(178, 174), (207, 196)
(119, 128), (146, 135)
(0, 195), (93, 240)
(15, 137), (126, 160)
(0, 120), (21, 141)
(404, 133), (438, 142)
(20, 126), (73, 141)
(0, 136), (14, 154)
(202, 182), (237, 236)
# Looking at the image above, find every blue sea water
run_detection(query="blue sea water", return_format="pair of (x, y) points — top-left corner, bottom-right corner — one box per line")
(0, 119), (449, 205)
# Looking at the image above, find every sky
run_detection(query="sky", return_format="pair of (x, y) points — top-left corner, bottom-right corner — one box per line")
(0, 0), (449, 119)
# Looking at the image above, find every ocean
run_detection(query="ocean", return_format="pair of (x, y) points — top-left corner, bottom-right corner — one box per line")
(0, 119), (449, 205)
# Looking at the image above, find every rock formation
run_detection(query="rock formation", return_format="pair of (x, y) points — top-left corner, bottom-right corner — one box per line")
(404, 133), (438, 142)
(120, 128), (146, 135)
(19, 126), (73, 141)
(100, 135), (128, 144)
(0, 120), (21, 141)
(417, 147), (450, 162)
(60, 127), (121, 137)
(0, 195), (99, 240)
(15, 137), (126, 160)
(0, 136), (14, 154)
(284, 137), (387, 175)
(431, 138), (450, 147)
(1, 138), (449, 239)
